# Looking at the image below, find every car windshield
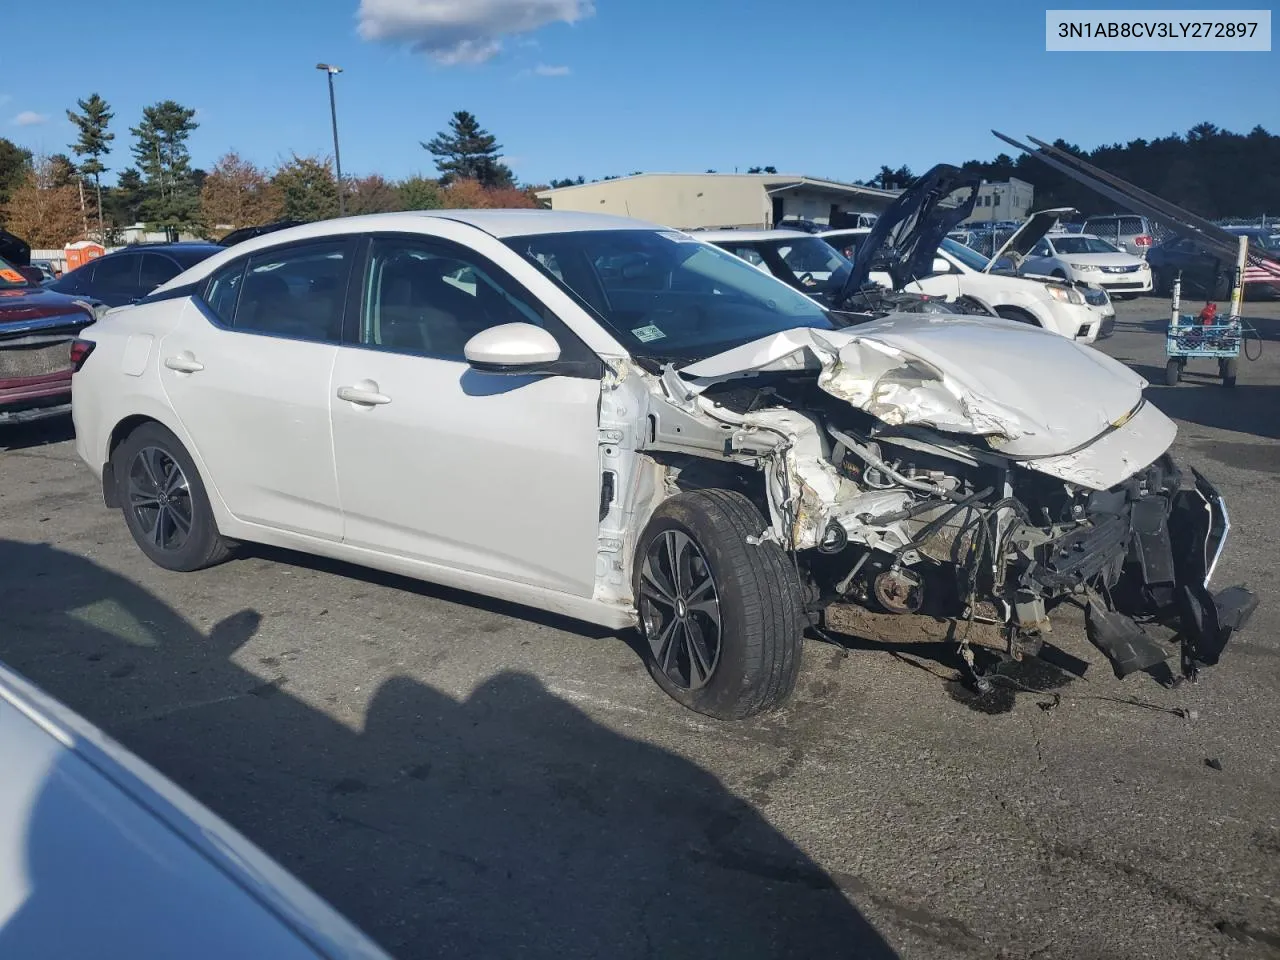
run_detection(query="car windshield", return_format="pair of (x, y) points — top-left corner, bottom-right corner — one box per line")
(505, 229), (834, 362)
(1052, 236), (1120, 254)
(940, 237), (990, 271)
(0, 255), (31, 289)
(822, 233), (867, 260)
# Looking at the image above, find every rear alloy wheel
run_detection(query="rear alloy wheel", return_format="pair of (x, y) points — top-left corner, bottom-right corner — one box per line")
(635, 490), (804, 720)
(115, 422), (232, 572)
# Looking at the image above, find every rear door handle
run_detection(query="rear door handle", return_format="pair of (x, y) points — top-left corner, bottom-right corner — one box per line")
(337, 384), (391, 406)
(164, 353), (204, 373)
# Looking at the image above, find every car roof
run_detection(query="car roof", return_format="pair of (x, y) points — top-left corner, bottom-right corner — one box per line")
(818, 228), (871, 238)
(697, 229), (820, 243)
(104, 243), (224, 255)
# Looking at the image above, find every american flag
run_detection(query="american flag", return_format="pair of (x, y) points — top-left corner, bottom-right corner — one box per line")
(1244, 250), (1280, 285)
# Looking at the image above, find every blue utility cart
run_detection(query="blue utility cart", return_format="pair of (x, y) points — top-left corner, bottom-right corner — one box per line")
(1165, 316), (1241, 387)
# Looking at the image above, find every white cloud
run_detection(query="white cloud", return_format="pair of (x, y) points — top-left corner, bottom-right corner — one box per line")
(357, 0), (594, 64)
(533, 63), (570, 76)
(13, 111), (48, 127)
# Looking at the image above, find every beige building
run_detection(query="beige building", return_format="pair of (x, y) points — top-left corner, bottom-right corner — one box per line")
(534, 173), (900, 230)
(963, 178), (1035, 224)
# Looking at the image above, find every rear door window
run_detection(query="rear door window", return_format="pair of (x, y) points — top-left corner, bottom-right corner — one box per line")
(139, 254), (182, 292)
(92, 254), (141, 298)
(1119, 217), (1144, 236)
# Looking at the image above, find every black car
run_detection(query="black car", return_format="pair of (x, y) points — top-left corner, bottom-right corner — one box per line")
(1147, 228), (1280, 300)
(47, 243), (223, 308)
(217, 220), (305, 248)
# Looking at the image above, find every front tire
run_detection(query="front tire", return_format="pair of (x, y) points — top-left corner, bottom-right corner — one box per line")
(634, 490), (804, 720)
(1220, 357), (1238, 388)
(1164, 359), (1182, 386)
(114, 422), (232, 572)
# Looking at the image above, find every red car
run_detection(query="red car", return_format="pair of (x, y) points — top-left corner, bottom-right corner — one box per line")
(0, 256), (96, 425)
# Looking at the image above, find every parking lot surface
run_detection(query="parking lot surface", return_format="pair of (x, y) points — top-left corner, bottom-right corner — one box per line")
(2, 296), (1279, 960)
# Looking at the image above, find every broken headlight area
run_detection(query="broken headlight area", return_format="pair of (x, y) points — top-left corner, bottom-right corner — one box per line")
(786, 416), (1256, 684)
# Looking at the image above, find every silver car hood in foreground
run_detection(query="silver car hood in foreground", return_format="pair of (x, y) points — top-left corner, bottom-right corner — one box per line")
(0, 662), (392, 960)
(680, 314), (1174, 490)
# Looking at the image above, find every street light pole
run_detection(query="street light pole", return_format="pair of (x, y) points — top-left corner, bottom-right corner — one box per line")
(316, 63), (345, 217)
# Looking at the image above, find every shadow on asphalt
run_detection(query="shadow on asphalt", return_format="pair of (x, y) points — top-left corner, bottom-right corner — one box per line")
(0, 539), (899, 960)
(1113, 367), (1280, 443)
(0, 415), (75, 452)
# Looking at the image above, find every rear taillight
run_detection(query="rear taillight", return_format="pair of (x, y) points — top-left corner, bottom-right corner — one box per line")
(70, 339), (96, 373)
(1135, 234), (1153, 247)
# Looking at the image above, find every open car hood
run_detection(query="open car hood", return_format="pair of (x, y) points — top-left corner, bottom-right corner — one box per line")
(839, 164), (980, 301)
(983, 207), (1077, 272)
(679, 316), (1165, 489)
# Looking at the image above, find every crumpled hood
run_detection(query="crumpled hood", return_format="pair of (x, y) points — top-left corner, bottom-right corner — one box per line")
(679, 313), (1151, 461)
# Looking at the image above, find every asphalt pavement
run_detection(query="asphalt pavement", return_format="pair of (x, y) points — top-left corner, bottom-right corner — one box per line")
(2, 296), (1278, 960)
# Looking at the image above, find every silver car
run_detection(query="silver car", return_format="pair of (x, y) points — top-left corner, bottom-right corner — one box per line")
(1080, 214), (1160, 258)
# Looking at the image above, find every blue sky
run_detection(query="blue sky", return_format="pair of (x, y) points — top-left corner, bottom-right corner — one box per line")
(3, 0), (1275, 187)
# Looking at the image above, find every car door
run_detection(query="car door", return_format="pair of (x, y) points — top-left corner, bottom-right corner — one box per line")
(328, 234), (603, 596)
(159, 238), (356, 540)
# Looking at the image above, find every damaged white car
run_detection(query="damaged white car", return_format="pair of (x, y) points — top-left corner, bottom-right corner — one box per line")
(71, 209), (1256, 720)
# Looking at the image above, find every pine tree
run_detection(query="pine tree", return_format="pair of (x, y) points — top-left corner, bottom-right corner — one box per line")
(130, 100), (200, 239)
(66, 93), (114, 238)
(423, 111), (513, 188)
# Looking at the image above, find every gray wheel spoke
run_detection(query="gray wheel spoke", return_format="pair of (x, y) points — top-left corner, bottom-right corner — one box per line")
(148, 508), (166, 547)
(652, 617), (680, 668)
(139, 448), (163, 489)
(168, 504), (192, 535)
(685, 620), (713, 685)
(164, 468), (188, 496)
(686, 574), (716, 603)
(640, 560), (676, 606)
(663, 532), (682, 595)
(130, 492), (161, 509)
(687, 598), (721, 633)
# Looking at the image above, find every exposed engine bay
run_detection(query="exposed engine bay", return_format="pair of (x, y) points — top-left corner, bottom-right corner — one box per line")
(609, 316), (1257, 687)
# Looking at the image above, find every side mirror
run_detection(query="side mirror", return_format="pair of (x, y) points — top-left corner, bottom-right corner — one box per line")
(16, 266), (44, 285)
(464, 322), (561, 373)
(931, 257), (950, 274)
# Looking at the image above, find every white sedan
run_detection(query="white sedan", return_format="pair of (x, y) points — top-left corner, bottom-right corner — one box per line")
(72, 211), (1245, 718)
(1022, 233), (1153, 297)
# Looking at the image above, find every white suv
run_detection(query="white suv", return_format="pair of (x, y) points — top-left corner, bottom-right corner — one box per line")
(821, 225), (1114, 342)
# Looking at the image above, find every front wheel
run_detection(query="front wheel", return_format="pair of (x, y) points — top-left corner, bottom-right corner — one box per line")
(114, 422), (232, 572)
(634, 490), (805, 720)
(1164, 358), (1182, 386)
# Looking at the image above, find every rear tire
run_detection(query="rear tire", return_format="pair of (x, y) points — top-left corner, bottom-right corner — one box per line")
(634, 490), (804, 720)
(1220, 357), (1238, 388)
(1164, 359), (1181, 386)
(114, 422), (232, 572)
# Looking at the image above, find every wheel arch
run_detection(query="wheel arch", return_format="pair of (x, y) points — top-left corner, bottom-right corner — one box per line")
(101, 410), (230, 527)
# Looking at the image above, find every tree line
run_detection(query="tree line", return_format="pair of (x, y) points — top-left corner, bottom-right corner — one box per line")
(0, 102), (538, 248)
(864, 123), (1280, 218)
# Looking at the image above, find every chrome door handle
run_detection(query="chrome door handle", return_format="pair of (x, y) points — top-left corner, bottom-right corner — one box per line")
(164, 354), (204, 373)
(337, 385), (391, 406)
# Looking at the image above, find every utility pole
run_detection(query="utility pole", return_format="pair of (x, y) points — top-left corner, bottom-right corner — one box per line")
(316, 63), (345, 217)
